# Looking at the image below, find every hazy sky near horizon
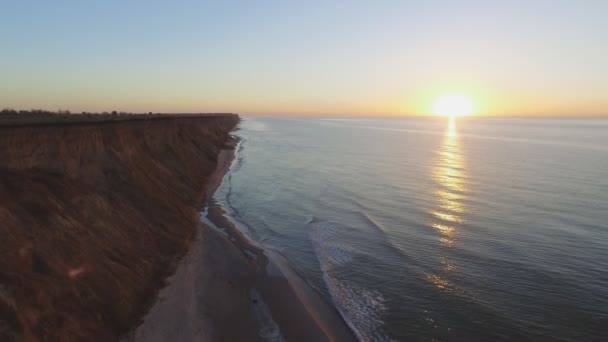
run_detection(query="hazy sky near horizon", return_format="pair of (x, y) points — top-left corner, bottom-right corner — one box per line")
(1, 1), (607, 116)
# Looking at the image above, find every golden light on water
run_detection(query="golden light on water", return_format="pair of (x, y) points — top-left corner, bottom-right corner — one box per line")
(432, 223), (455, 235)
(425, 274), (451, 290)
(432, 119), (466, 236)
(426, 117), (467, 290)
(432, 211), (464, 224)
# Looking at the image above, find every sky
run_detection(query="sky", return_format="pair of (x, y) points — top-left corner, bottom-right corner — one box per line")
(1, 0), (607, 117)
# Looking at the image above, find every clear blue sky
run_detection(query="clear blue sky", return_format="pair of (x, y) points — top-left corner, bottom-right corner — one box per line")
(1, 0), (607, 116)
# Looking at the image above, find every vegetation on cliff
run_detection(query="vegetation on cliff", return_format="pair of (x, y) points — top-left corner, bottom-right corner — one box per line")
(0, 109), (234, 126)
(0, 114), (239, 340)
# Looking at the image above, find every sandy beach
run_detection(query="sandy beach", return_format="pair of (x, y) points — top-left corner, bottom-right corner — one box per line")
(128, 144), (356, 341)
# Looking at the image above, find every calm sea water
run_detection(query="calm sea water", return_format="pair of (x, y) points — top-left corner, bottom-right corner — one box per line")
(215, 117), (608, 341)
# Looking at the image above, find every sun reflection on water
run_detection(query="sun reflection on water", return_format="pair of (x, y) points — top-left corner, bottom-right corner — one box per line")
(426, 117), (466, 289)
(432, 118), (465, 243)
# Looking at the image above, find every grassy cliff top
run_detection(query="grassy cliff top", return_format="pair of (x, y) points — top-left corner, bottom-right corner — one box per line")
(0, 109), (237, 127)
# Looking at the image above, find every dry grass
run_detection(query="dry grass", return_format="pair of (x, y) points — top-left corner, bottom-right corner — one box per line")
(0, 115), (239, 341)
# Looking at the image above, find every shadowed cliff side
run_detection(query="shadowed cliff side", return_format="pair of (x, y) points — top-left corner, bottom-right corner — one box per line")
(0, 114), (239, 341)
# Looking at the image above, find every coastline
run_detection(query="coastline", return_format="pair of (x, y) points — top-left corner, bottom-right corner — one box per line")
(129, 138), (357, 341)
(124, 140), (259, 341)
(0, 115), (241, 341)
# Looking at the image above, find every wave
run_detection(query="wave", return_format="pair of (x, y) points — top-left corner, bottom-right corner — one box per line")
(215, 138), (255, 239)
(227, 139), (386, 340)
(309, 219), (355, 269)
(308, 218), (391, 342)
(224, 138), (245, 204)
(356, 206), (426, 269)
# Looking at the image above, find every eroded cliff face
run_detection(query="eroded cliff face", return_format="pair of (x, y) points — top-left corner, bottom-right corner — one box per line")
(0, 115), (239, 341)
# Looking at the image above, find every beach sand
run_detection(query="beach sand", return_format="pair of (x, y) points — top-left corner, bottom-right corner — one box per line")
(128, 147), (356, 342)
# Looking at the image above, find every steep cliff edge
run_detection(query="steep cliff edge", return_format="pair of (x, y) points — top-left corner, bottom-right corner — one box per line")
(0, 115), (239, 341)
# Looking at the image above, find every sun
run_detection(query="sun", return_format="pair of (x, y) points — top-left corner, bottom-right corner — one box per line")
(432, 94), (474, 117)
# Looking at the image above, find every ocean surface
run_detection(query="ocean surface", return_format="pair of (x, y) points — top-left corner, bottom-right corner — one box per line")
(213, 117), (608, 341)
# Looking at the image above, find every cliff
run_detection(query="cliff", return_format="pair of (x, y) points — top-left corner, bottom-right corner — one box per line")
(0, 114), (239, 341)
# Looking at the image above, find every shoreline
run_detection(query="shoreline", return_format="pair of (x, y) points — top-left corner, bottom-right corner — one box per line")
(128, 137), (357, 341)
(204, 204), (357, 341)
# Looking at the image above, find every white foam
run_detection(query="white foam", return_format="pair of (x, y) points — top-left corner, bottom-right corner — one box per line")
(309, 221), (354, 268)
(309, 220), (391, 342)
(199, 208), (228, 236)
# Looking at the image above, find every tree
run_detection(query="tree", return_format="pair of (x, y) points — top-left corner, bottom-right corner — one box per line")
(1, 108), (17, 115)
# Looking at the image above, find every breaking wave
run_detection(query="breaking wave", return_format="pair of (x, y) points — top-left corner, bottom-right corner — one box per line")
(308, 218), (391, 342)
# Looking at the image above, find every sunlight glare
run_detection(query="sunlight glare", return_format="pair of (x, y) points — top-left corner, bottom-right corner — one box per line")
(432, 95), (474, 117)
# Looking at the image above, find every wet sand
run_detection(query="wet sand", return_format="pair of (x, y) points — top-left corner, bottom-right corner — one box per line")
(127, 147), (356, 341)
(206, 204), (357, 342)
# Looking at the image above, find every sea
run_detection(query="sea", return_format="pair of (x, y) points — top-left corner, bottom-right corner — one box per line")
(212, 117), (608, 341)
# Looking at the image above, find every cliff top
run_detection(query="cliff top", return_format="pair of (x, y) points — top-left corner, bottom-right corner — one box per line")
(0, 109), (238, 127)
